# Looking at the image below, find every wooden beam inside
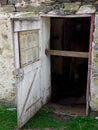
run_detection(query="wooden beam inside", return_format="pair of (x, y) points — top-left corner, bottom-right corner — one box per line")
(45, 49), (89, 58)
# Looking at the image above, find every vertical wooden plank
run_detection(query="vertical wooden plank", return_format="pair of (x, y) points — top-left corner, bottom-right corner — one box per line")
(86, 14), (95, 115)
(41, 17), (51, 104)
(14, 32), (20, 69)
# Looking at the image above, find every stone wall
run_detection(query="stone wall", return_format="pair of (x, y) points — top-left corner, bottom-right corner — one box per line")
(0, 0), (96, 14)
(0, 0), (53, 14)
(90, 14), (98, 111)
(2, 0), (51, 4)
(0, 17), (16, 104)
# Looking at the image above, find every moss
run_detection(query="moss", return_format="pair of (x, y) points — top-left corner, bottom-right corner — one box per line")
(93, 51), (98, 66)
(16, 4), (44, 14)
(22, 12), (38, 17)
(93, 78), (98, 85)
(61, 4), (80, 11)
(0, 48), (3, 55)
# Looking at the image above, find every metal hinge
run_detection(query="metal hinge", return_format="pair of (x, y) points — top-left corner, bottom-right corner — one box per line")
(15, 69), (24, 81)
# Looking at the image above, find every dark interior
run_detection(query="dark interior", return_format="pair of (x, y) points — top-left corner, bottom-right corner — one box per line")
(50, 17), (90, 108)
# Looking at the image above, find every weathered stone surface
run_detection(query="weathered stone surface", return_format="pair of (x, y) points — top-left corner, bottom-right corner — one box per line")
(90, 93), (98, 111)
(93, 44), (98, 51)
(61, 3), (80, 12)
(93, 35), (98, 44)
(41, 2), (81, 14)
(42, 6), (54, 13)
(90, 14), (98, 111)
(0, 0), (8, 5)
(90, 66), (98, 111)
(0, 18), (16, 103)
(48, 9), (65, 15)
(8, 0), (18, 4)
(94, 15), (98, 44)
(95, 14), (98, 26)
(1, 5), (15, 12)
(76, 5), (96, 14)
(93, 4), (98, 12)
(0, 0), (97, 14)
(16, 2), (45, 13)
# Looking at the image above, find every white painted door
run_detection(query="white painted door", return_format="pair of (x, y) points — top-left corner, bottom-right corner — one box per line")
(14, 18), (43, 129)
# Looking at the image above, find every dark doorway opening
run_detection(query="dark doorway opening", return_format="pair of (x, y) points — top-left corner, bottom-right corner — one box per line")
(50, 17), (91, 115)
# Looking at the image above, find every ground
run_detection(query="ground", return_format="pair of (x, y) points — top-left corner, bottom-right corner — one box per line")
(0, 105), (98, 130)
(44, 102), (86, 116)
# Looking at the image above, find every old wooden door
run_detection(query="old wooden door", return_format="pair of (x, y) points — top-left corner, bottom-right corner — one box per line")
(13, 18), (43, 129)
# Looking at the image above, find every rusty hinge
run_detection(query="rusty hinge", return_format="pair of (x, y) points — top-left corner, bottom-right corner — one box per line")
(15, 69), (24, 81)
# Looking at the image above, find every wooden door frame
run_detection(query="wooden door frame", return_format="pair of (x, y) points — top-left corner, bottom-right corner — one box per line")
(86, 14), (94, 115)
(43, 14), (94, 115)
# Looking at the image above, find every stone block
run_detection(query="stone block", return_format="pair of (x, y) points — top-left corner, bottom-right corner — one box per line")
(8, 0), (18, 4)
(95, 15), (98, 28)
(61, 3), (80, 12)
(1, 5), (15, 12)
(16, 4), (44, 13)
(76, 5), (96, 14)
(92, 50), (98, 66)
(0, 0), (7, 5)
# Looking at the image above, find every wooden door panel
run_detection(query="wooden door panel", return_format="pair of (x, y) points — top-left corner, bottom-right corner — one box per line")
(14, 17), (51, 129)
(13, 18), (42, 129)
(17, 66), (42, 128)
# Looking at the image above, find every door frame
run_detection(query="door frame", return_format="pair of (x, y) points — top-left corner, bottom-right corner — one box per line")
(41, 13), (94, 115)
(86, 14), (95, 115)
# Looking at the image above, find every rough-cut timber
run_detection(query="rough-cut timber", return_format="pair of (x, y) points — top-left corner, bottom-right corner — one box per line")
(45, 49), (89, 58)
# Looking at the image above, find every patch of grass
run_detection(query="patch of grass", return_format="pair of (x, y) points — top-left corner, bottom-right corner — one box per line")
(1, 106), (98, 130)
(23, 110), (98, 130)
(65, 116), (98, 130)
(22, 108), (66, 129)
(0, 106), (17, 130)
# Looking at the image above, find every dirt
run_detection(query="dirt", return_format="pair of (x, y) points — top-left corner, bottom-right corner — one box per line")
(49, 112), (73, 122)
(44, 101), (86, 122)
